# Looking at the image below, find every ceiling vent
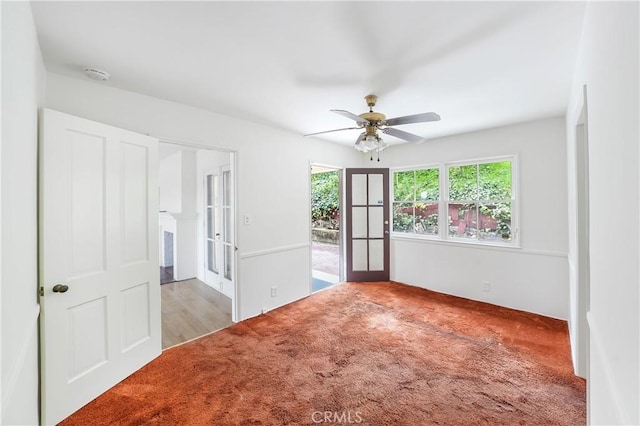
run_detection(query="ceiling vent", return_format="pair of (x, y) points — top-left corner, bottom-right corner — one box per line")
(83, 68), (110, 81)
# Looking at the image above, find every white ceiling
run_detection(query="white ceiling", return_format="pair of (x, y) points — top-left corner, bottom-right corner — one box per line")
(30, 1), (586, 147)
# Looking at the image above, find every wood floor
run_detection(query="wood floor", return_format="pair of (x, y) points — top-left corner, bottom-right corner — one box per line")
(161, 278), (233, 349)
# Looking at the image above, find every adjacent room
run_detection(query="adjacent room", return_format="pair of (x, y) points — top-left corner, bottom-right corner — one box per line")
(1, 1), (638, 425)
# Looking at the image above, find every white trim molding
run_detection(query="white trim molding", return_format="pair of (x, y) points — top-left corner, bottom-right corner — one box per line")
(240, 242), (310, 259)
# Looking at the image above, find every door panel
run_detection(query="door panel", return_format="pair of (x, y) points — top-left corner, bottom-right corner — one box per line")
(40, 109), (161, 425)
(345, 168), (390, 281)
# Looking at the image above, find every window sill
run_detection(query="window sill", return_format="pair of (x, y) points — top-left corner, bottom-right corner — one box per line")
(390, 232), (521, 251)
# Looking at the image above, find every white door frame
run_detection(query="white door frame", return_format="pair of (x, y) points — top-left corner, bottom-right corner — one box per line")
(309, 162), (345, 293)
(572, 86), (591, 380)
(159, 138), (238, 322)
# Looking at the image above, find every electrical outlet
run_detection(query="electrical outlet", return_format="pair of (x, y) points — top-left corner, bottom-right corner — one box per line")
(261, 307), (268, 314)
(482, 281), (491, 292)
(270, 286), (277, 297)
(244, 215), (251, 225)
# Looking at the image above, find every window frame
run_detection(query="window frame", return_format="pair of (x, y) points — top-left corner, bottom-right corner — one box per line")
(390, 164), (442, 238)
(390, 155), (519, 248)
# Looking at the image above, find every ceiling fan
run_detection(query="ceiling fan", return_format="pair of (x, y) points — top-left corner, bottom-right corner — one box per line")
(304, 94), (441, 160)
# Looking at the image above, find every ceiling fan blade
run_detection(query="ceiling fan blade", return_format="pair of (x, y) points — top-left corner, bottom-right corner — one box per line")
(384, 112), (441, 126)
(304, 126), (361, 137)
(382, 127), (425, 144)
(331, 109), (370, 125)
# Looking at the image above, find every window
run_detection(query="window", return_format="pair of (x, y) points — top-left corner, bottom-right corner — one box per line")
(447, 160), (513, 242)
(392, 168), (440, 236)
(391, 157), (516, 246)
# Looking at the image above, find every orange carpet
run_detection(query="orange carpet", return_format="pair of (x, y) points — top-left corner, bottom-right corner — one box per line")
(61, 281), (585, 425)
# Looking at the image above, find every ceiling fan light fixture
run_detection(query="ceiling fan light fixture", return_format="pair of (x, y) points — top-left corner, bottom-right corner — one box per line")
(354, 133), (385, 153)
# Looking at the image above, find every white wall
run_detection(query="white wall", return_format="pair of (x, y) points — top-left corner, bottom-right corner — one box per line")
(372, 117), (569, 319)
(566, 2), (639, 424)
(0, 2), (46, 424)
(45, 73), (362, 320)
(158, 151), (182, 213)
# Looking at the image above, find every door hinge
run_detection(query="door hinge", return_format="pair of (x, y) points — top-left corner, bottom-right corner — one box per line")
(40, 286), (44, 297)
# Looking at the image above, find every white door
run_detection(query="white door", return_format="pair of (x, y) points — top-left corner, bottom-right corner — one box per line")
(203, 166), (234, 297)
(204, 171), (220, 287)
(39, 109), (161, 425)
(219, 166), (234, 296)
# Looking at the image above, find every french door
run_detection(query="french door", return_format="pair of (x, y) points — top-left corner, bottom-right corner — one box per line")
(204, 166), (234, 296)
(345, 168), (390, 281)
(39, 109), (161, 424)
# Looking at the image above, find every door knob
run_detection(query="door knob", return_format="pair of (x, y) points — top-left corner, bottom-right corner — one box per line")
(52, 284), (69, 293)
(384, 221), (389, 225)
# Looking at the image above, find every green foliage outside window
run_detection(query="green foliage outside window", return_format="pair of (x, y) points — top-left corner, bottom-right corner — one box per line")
(392, 160), (514, 242)
(311, 171), (340, 229)
(449, 161), (512, 240)
(393, 168), (439, 235)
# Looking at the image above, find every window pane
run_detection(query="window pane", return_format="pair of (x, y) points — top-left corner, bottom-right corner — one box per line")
(479, 202), (512, 241)
(393, 171), (414, 201)
(415, 169), (439, 201)
(393, 202), (414, 233)
(415, 203), (439, 235)
(479, 161), (511, 200)
(448, 203), (478, 239)
(448, 164), (478, 201)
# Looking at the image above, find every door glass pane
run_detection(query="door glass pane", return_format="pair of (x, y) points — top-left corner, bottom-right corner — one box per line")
(368, 207), (384, 238)
(368, 174), (383, 206)
(352, 240), (368, 271)
(213, 175), (220, 206)
(224, 244), (232, 280)
(223, 207), (232, 242)
(206, 175), (213, 206)
(369, 240), (384, 271)
(206, 207), (213, 239)
(352, 207), (367, 238)
(223, 170), (231, 206)
(351, 174), (367, 205)
(207, 240), (217, 273)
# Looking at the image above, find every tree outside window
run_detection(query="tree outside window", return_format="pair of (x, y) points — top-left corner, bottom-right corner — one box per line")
(392, 168), (439, 235)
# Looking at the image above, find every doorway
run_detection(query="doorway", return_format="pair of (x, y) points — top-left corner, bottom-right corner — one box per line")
(310, 165), (343, 292)
(574, 86), (590, 379)
(158, 142), (236, 348)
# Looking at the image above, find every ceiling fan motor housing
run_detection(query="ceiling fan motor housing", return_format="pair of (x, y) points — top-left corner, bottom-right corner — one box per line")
(359, 111), (386, 124)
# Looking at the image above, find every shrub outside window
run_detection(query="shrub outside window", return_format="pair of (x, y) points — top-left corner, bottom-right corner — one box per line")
(391, 157), (516, 246)
(392, 168), (439, 236)
(448, 160), (513, 242)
